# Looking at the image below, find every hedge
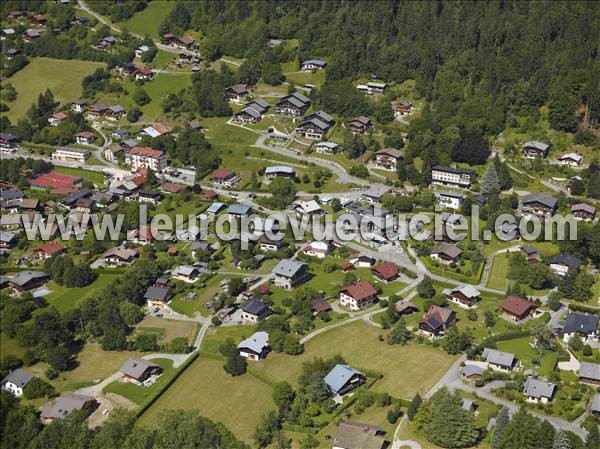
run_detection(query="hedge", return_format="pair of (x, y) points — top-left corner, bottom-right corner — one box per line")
(135, 352), (199, 418)
(567, 303), (600, 316)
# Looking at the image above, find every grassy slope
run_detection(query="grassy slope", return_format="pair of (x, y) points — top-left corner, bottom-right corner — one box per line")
(43, 274), (120, 313)
(2, 57), (105, 122)
(116, 1), (175, 40)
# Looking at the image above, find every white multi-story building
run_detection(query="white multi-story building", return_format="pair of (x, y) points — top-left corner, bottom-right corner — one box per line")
(431, 166), (474, 189)
(52, 147), (90, 163)
(125, 147), (167, 172)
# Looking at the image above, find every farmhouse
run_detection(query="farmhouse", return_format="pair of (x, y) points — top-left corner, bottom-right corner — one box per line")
(238, 331), (269, 361)
(443, 285), (481, 308)
(275, 92), (311, 116)
(419, 305), (456, 338)
(32, 241), (66, 259)
(570, 203), (596, 221)
(125, 147), (167, 172)
(500, 296), (537, 322)
(332, 421), (387, 449)
(324, 364), (366, 395)
(557, 153), (582, 167)
(548, 254), (581, 277)
(293, 200), (323, 216)
(225, 84), (249, 102)
(85, 103), (108, 120)
(521, 193), (557, 218)
(523, 141), (550, 159)
(211, 169), (240, 188)
(144, 285), (170, 310)
(48, 112), (68, 126)
(52, 147), (90, 163)
(430, 244), (462, 264)
(102, 246), (138, 266)
(431, 166), (475, 189)
(374, 148), (403, 170)
(302, 240), (333, 259)
(41, 394), (96, 423)
(75, 131), (95, 145)
(562, 313), (598, 343)
(370, 261), (398, 282)
(483, 348), (516, 372)
(339, 281), (378, 311)
(579, 362), (600, 385)
(8, 271), (49, 292)
(272, 259), (310, 290)
(315, 141), (339, 154)
(172, 265), (200, 283)
(1, 369), (34, 397)
(523, 378), (556, 403)
(296, 111), (335, 140)
(106, 105), (126, 120)
(0, 133), (19, 152)
(264, 166), (296, 180)
(241, 298), (272, 323)
(259, 235), (285, 252)
(348, 116), (372, 134)
(301, 59), (327, 70)
(120, 358), (162, 383)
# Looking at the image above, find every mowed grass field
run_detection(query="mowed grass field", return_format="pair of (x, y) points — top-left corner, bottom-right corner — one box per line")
(256, 321), (456, 400)
(2, 57), (105, 122)
(138, 357), (274, 443)
(117, 1), (175, 39)
(135, 316), (198, 344)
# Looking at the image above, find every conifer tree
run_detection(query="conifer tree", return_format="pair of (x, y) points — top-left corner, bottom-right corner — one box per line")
(480, 163), (502, 196)
(553, 430), (572, 449)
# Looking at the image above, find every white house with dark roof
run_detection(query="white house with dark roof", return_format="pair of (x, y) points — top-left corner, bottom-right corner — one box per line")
(172, 265), (200, 283)
(523, 141), (550, 159)
(562, 313), (598, 343)
(548, 254), (581, 277)
(1, 369), (34, 397)
(483, 348), (516, 372)
(431, 166), (475, 189)
(557, 153), (583, 167)
(240, 298), (272, 323)
(521, 193), (558, 218)
(315, 141), (339, 154)
(275, 92), (311, 116)
(523, 378), (556, 403)
(571, 203), (596, 221)
(443, 285), (481, 308)
(271, 259), (310, 290)
(301, 59), (327, 70)
(238, 331), (269, 361)
(438, 191), (464, 210)
(120, 358), (162, 383)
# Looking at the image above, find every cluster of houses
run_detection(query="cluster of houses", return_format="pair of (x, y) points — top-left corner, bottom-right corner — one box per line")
(522, 140), (585, 167)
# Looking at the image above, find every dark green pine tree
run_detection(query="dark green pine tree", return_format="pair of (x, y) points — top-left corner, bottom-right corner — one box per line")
(535, 420), (556, 449)
(490, 407), (510, 449)
(480, 163), (502, 196)
(585, 423), (600, 449)
(558, 269), (577, 298)
(552, 430), (572, 449)
(496, 407), (540, 449)
(407, 393), (422, 421)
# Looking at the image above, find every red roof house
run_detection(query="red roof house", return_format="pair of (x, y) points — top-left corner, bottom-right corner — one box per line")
(370, 261), (398, 282)
(500, 296), (538, 322)
(339, 281), (378, 311)
(33, 241), (66, 259)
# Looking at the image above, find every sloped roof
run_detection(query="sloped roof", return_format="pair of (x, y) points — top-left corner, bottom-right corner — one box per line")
(522, 192), (557, 209)
(41, 394), (94, 420)
(119, 358), (160, 380)
(1, 368), (34, 388)
(460, 364), (484, 378)
(483, 348), (515, 368)
(523, 141), (549, 151)
(548, 254), (581, 270)
(241, 298), (271, 316)
(564, 313), (598, 335)
(592, 393), (600, 413)
(272, 259), (307, 277)
(371, 262), (398, 280)
(9, 270), (48, 287)
(443, 285), (481, 299)
(332, 421), (386, 449)
(227, 203), (251, 215)
(144, 286), (169, 301)
(324, 364), (364, 394)
(237, 331), (269, 353)
(341, 281), (377, 302)
(523, 378), (556, 399)
(500, 296), (537, 316)
(579, 362), (600, 381)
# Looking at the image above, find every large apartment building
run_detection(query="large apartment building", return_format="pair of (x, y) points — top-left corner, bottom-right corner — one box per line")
(431, 166), (475, 189)
(125, 147), (167, 172)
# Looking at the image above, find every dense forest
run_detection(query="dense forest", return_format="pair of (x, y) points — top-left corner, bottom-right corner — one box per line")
(173, 1), (599, 129)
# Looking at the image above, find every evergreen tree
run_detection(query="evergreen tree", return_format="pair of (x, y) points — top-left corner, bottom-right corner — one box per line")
(585, 423), (600, 449)
(587, 173), (600, 199)
(224, 352), (247, 376)
(422, 390), (480, 448)
(496, 407), (540, 449)
(417, 276), (436, 298)
(490, 407), (510, 449)
(293, 54), (301, 71)
(480, 163), (502, 196)
(553, 430), (572, 449)
(388, 319), (411, 345)
(535, 420), (556, 449)
(573, 271), (594, 301)
(558, 269), (577, 298)
(407, 393), (422, 421)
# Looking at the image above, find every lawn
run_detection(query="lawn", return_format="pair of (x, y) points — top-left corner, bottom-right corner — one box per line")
(168, 273), (235, 317)
(486, 254), (511, 291)
(116, 1), (175, 39)
(42, 274), (121, 313)
(255, 320), (456, 400)
(103, 358), (175, 406)
(2, 57), (105, 122)
(138, 357), (274, 444)
(496, 336), (558, 376)
(53, 166), (107, 187)
(45, 343), (143, 393)
(135, 316), (198, 345)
